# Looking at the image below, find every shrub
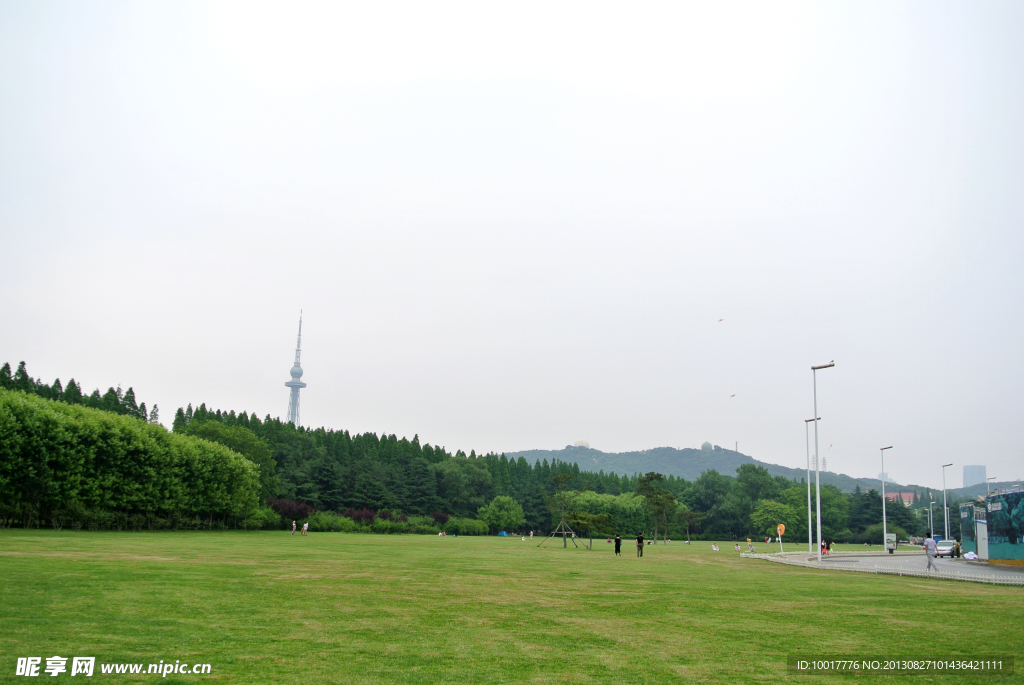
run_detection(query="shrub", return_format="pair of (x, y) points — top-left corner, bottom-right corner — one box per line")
(307, 511), (356, 533)
(241, 506), (281, 530)
(267, 499), (314, 520)
(0, 389), (260, 522)
(430, 511), (450, 526)
(443, 517), (490, 536)
(371, 518), (409, 534)
(855, 523), (908, 545)
(377, 510), (393, 521)
(342, 508), (376, 525)
(405, 516), (440, 535)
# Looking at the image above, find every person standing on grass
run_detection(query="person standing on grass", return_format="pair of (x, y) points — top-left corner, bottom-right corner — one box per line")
(614, 535), (622, 556)
(636, 533), (644, 557)
(291, 520), (297, 536)
(923, 532), (939, 572)
(302, 522), (308, 536)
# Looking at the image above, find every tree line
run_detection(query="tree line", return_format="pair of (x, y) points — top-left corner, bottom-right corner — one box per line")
(0, 361), (158, 423)
(1, 360), (960, 541)
(0, 388), (258, 530)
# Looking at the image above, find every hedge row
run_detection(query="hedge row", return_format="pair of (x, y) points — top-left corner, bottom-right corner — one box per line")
(0, 389), (260, 523)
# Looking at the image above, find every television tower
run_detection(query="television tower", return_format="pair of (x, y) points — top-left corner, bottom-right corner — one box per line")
(285, 312), (306, 426)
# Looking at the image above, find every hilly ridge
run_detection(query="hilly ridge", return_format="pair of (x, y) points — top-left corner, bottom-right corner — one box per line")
(505, 445), (987, 496)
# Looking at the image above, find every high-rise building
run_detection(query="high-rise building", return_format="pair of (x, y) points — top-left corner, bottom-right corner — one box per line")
(285, 313), (306, 426)
(963, 465), (987, 488)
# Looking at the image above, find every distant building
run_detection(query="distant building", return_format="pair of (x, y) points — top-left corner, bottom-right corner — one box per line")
(573, 440), (590, 448)
(885, 492), (914, 508)
(963, 465), (987, 488)
(877, 472), (891, 483)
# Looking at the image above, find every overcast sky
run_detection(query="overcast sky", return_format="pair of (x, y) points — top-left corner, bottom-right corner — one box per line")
(2, 2), (1022, 489)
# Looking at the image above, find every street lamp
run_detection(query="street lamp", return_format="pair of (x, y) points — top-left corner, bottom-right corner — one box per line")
(987, 476), (997, 495)
(880, 446), (893, 553)
(812, 361), (834, 563)
(805, 418), (819, 553)
(942, 463), (953, 540)
(928, 501), (936, 535)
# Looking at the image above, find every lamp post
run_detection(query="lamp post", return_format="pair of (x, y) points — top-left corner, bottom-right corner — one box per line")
(942, 463), (953, 540)
(928, 501), (935, 535)
(880, 446), (893, 552)
(812, 361), (834, 562)
(805, 418), (818, 553)
(987, 476), (997, 495)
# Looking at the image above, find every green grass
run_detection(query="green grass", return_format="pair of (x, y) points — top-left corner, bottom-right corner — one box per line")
(0, 531), (1020, 684)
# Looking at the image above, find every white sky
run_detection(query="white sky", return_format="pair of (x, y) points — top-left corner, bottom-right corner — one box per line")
(2, 2), (1022, 489)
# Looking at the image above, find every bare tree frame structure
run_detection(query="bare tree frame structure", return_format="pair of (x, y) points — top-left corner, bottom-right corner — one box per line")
(537, 473), (589, 549)
(537, 517), (584, 548)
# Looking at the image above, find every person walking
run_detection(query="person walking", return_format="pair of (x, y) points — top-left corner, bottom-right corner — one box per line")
(636, 533), (645, 557)
(923, 532), (939, 572)
(614, 535), (622, 556)
(291, 520), (297, 536)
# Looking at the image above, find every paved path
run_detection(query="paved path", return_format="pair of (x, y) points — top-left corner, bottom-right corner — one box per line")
(743, 550), (1024, 585)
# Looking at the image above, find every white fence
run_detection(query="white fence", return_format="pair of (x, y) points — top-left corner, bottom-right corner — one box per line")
(740, 552), (1024, 586)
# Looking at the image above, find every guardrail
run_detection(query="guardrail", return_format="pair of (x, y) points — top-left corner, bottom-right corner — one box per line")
(739, 552), (1024, 586)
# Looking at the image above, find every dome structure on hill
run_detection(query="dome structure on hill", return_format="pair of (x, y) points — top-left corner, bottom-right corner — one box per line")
(573, 440), (590, 448)
(701, 441), (713, 451)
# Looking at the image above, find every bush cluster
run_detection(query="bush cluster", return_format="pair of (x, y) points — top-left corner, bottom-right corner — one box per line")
(0, 389), (260, 527)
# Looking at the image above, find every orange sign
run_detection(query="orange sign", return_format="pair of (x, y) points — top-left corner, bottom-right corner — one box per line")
(777, 524), (785, 536)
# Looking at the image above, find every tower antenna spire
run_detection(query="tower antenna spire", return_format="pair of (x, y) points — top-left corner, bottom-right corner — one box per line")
(285, 312), (307, 426)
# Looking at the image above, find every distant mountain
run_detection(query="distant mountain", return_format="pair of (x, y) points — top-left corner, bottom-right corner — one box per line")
(505, 444), (1001, 497)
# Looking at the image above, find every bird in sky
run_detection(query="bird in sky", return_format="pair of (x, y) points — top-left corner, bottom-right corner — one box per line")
(730, 394), (736, 397)
(718, 319), (724, 322)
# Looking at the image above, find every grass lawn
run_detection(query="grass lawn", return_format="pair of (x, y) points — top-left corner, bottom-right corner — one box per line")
(1, 530), (1020, 684)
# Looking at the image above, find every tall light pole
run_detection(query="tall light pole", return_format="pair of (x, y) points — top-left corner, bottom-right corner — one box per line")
(812, 361), (834, 562)
(805, 418), (818, 553)
(928, 501), (935, 535)
(880, 446), (893, 551)
(942, 463), (953, 540)
(987, 476), (997, 495)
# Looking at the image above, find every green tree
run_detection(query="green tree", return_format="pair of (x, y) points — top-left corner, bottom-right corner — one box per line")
(122, 387), (140, 418)
(405, 458), (440, 514)
(63, 379), (82, 405)
(672, 503), (705, 542)
(477, 495), (526, 533)
(568, 511), (613, 548)
(735, 464), (782, 503)
(750, 500), (797, 538)
(182, 421), (279, 503)
(13, 362), (33, 392)
(637, 472), (676, 543)
(686, 469), (730, 513)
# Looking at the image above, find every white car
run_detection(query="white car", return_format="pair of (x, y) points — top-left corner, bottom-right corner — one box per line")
(934, 540), (957, 558)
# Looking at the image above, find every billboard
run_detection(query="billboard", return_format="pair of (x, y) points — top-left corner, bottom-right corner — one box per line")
(984, 489), (1024, 565)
